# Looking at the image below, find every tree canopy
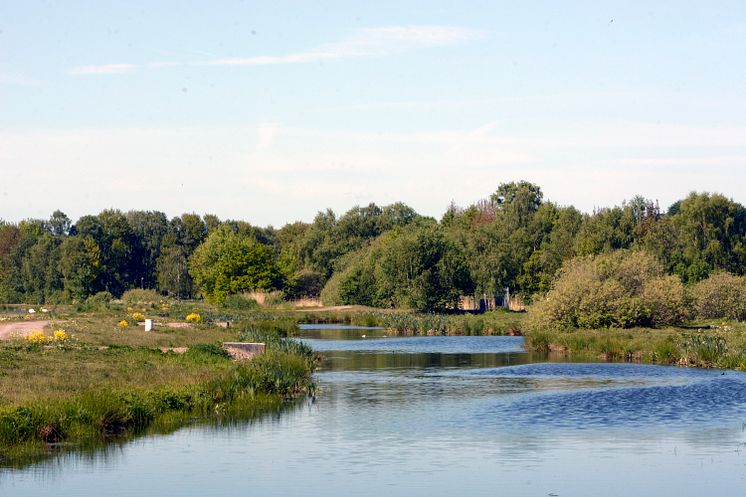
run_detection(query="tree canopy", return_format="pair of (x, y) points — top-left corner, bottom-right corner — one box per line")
(1, 183), (745, 314)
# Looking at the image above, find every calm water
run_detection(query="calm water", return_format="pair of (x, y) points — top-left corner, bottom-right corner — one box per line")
(3, 327), (746, 496)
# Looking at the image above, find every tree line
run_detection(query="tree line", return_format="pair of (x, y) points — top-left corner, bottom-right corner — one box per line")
(1, 181), (745, 313)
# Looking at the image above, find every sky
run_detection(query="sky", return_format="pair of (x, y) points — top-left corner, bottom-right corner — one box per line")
(1, 1), (745, 227)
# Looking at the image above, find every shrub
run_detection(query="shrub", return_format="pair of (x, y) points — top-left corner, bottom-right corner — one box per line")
(290, 269), (325, 298)
(26, 330), (47, 344)
(527, 250), (685, 331)
(121, 289), (163, 305)
(53, 329), (68, 342)
(80, 291), (114, 310)
(692, 272), (746, 320)
(642, 276), (691, 326)
(222, 294), (259, 309)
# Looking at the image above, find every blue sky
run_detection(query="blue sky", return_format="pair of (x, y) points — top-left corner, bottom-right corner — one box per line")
(2, 1), (745, 226)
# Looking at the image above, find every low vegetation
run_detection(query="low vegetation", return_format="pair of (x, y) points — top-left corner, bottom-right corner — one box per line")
(523, 321), (746, 370)
(0, 303), (315, 466)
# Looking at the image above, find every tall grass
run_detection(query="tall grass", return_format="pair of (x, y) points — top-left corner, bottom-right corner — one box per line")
(522, 325), (746, 370)
(0, 349), (312, 458)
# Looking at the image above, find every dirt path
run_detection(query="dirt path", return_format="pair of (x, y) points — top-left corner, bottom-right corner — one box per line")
(0, 320), (51, 340)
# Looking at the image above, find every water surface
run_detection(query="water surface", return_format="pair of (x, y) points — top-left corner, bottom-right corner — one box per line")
(3, 327), (746, 496)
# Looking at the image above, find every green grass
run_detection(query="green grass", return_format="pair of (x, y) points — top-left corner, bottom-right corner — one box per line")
(522, 320), (746, 370)
(0, 302), (315, 466)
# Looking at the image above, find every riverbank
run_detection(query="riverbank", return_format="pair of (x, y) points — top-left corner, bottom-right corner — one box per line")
(522, 321), (746, 370)
(4, 299), (743, 466)
(0, 305), (315, 466)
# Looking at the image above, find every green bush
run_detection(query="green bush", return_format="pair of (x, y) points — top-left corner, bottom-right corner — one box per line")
(222, 294), (259, 309)
(642, 275), (691, 326)
(78, 290), (116, 311)
(527, 251), (685, 331)
(121, 289), (163, 305)
(692, 272), (746, 320)
(87, 291), (114, 305)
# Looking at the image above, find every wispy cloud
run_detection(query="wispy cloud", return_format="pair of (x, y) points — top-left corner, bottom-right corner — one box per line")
(69, 63), (136, 75)
(68, 25), (483, 75)
(204, 25), (484, 67)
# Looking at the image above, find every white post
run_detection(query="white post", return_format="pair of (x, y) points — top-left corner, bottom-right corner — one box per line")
(144, 319), (153, 332)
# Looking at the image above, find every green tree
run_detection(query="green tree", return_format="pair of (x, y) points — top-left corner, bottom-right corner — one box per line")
(126, 210), (169, 289)
(322, 223), (472, 311)
(670, 192), (746, 281)
(60, 235), (101, 301)
(189, 227), (285, 304)
(156, 241), (192, 298)
(74, 210), (138, 296)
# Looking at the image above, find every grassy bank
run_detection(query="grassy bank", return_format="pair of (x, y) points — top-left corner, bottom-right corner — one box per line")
(208, 307), (525, 336)
(0, 306), (315, 466)
(523, 320), (746, 370)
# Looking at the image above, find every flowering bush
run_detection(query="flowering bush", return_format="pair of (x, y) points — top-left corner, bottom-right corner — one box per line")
(26, 330), (47, 344)
(186, 313), (201, 323)
(53, 329), (68, 342)
(131, 312), (146, 322)
(118, 320), (129, 328)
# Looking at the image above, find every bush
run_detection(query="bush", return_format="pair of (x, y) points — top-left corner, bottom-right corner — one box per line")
(290, 269), (325, 298)
(84, 291), (115, 309)
(223, 294), (259, 309)
(642, 275), (691, 326)
(121, 289), (163, 305)
(527, 251), (686, 331)
(692, 272), (746, 320)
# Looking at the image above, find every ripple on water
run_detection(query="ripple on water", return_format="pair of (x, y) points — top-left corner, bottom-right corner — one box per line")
(296, 335), (526, 354)
(463, 363), (746, 430)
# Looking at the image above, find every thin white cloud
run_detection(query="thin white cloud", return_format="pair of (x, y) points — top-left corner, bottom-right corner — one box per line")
(68, 25), (483, 75)
(69, 64), (136, 75)
(205, 25), (484, 67)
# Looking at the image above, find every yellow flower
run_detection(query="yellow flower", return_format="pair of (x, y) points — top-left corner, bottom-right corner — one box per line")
(131, 312), (146, 322)
(26, 330), (47, 344)
(53, 329), (68, 342)
(127, 307), (133, 311)
(186, 313), (201, 323)
(118, 320), (129, 328)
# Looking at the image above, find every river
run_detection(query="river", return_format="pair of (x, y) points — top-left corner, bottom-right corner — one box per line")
(2, 325), (746, 496)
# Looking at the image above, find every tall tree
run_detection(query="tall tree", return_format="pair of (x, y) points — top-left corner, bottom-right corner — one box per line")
(189, 227), (285, 304)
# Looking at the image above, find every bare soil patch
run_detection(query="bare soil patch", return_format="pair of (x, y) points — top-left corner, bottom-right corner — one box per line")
(0, 320), (52, 340)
